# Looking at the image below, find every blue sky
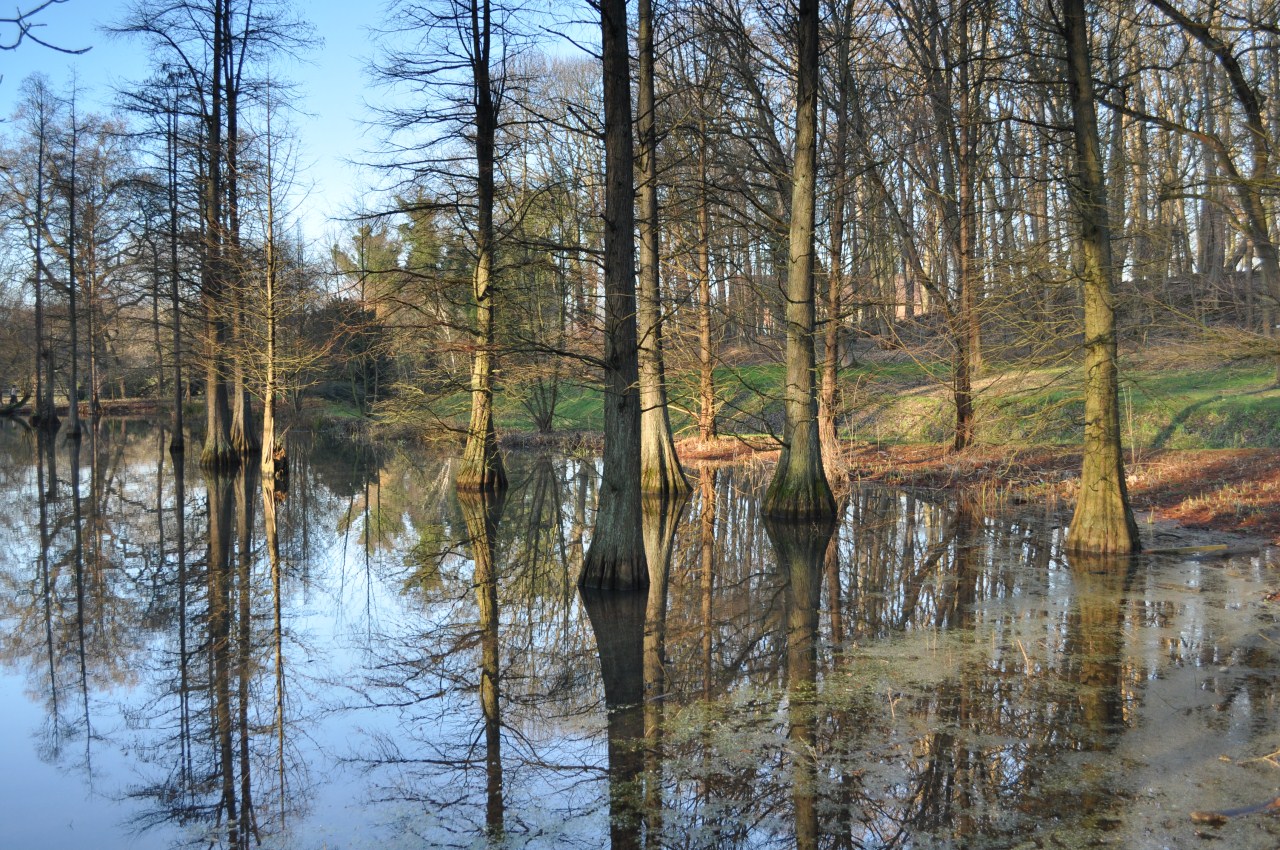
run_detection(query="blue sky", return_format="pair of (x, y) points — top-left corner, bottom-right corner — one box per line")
(0, 0), (404, 245)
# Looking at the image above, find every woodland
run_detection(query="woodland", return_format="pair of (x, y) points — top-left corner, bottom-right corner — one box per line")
(4, 0), (1280, 576)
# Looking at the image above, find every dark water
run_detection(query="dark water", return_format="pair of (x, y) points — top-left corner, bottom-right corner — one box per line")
(3, 420), (1280, 849)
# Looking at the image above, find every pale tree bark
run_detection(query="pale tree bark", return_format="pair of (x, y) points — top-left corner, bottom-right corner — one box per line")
(697, 156), (717, 441)
(635, 0), (687, 497)
(167, 85), (185, 452)
(259, 92), (281, 481)
(457, 0), (507, 493)
(227, 23), (257, 458)
(64, 106), (82, 439)
(1060, 0), (1140, 555)
(763, 0), (836, 521)
(580, 0), (648, 589)
(819, 0), (856, 481)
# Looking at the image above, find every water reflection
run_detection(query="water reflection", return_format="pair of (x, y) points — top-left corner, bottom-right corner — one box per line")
(763, 516), (835, 850)
(0, 426), (1279, 848)
(457, 487), (508, 839)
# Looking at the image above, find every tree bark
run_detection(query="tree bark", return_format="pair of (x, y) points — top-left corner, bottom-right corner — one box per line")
(65, 102), (82, 440)
(31, 88), (58, 432)
(580, 0), (647, 589)
(1061, 0), (1140, 555)
(457, 0), (507, 493)
(168, 89), (185, 452)
(697, 161), (717, 441)
(763, 0), (836, 521)
(635, 0), (688, 497)
(201, 0), (237, 470)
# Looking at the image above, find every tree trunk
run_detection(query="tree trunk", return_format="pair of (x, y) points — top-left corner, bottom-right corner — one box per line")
(1061, 0), (1140, 555)
(819, 0), (855, 480)
(953, 41), (979, 452)
(260, 124), (280, 481)
(66, 106), (82, 440)
(457, 1), (507, 493)
(580, 0), (648, 589)
(32, 97), (58, 432)
(763, 0), (836, 521)
(635, 0), (687, 497)
(169, 93), (185, 452)
(201, 0), (237, 470)
(697, 161), (717, 441)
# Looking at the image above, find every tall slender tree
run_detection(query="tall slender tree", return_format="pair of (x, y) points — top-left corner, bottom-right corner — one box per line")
(1059, 0), (1140, 554)
(374, 0), (512, 492)
(635, 0), (687, 497)
(762, 0), (836, 521)
(579, 0), (648, 589)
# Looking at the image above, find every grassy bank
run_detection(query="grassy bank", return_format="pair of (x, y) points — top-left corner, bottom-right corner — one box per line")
(464, 345), (1280, 451)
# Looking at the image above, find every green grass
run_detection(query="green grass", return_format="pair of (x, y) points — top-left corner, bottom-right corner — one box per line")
(378, 352), (1280, 451)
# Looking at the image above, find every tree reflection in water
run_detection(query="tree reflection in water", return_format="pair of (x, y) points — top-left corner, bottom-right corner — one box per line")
(764, 516), (836, 850)
(2, 427), (1280, 848)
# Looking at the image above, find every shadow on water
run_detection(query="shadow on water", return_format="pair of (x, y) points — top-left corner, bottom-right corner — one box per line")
(4, 427), (1280, 848)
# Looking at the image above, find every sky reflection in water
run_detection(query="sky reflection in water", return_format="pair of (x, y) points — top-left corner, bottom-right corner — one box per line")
(1, 419), (1279, 849)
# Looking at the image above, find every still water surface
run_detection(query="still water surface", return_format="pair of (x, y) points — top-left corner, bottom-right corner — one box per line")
(3, 420), (1280, 849)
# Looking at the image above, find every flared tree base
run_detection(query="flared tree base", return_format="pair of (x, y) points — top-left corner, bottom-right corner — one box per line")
(639, 412), (689, 499)
(201, 437), (242, 472)
(580, 524), (648, 591)
(1066, 506), (1141, 555)
(763, 462), (837, 522)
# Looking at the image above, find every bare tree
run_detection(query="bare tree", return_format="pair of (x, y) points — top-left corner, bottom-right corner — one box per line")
(1058, 0), (1140, 554)
(580, 0), (649, 589)
(762, 0), (836, 520)
(636, 0), (688, 497)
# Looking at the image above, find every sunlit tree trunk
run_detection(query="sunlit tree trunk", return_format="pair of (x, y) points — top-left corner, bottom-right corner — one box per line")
(580, 0), (647, 589)
(457, 0), (507, 493)
(166, 85), (185, 452)
(696, 149), (717, 441)
(819, 0), (856, 480)
(763, 0), (836, 521)
(1061, 0), (1140, 555)
(636, 0), (687, 497)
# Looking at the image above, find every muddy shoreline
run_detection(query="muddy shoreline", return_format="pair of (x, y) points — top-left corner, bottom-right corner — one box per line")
(667, 437), (1280, 551)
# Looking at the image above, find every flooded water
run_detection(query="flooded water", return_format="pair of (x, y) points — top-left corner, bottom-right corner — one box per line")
(3, 419), (1280, 849)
